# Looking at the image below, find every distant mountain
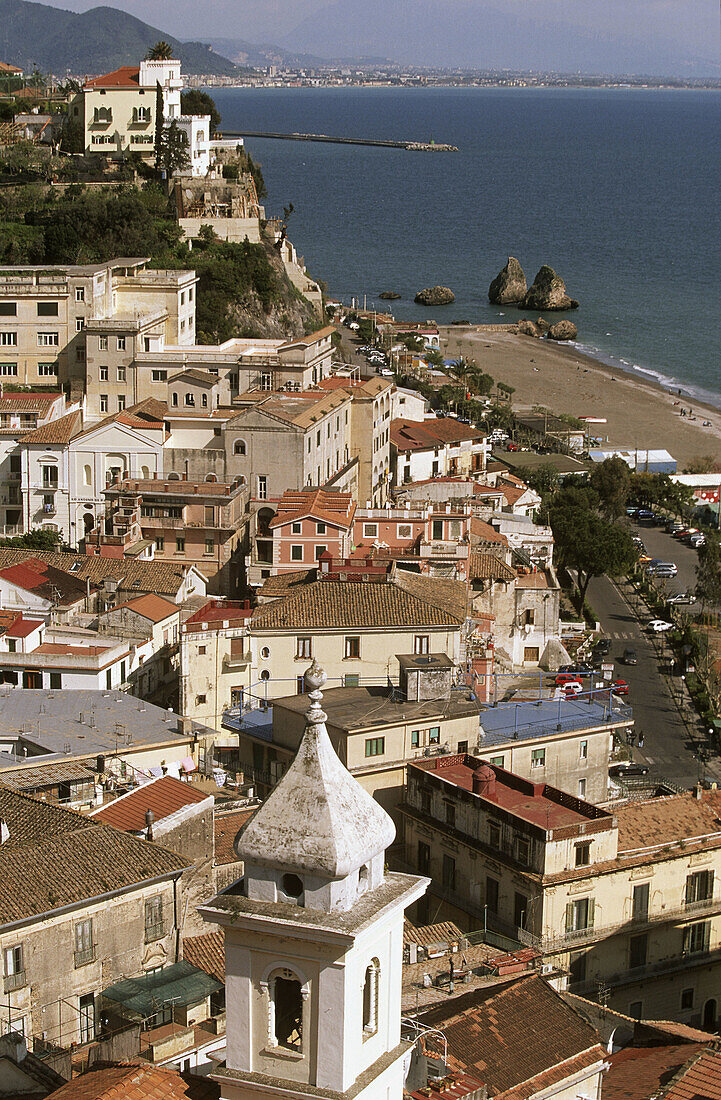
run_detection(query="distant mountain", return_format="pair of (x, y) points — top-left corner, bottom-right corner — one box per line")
(0, 0), (241, 76)
(205, 36), (391, 69)
(276, 0), (721, 77)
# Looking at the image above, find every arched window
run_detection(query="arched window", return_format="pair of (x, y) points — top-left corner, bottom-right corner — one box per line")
(362, 958), (380, 1037)
(267, 968), (304, 1051)
(234, 440), (246, 456)
(260, 670), (270, 681)
(141, 465), (150, 480)
(205, 473), (217, 483)
(167, 472), (181, 480)
(83, 464), (92, 487)
(261, 646), (270, 659)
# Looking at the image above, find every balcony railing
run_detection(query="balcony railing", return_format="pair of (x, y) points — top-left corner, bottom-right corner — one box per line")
(4, 971), (26, 993)
(74, 947), (95, 968)
(569, 944), (721, 995)
(223, 650), (251, 670)
(144, 922), (165, 943)
(541, 893), (721, 951)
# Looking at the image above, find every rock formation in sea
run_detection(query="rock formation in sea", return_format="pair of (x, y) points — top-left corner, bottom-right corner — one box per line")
(379, 291), (401, 300)
(548, 320), (578, 340)
(535, 317), (551, 335)
(488, 257), (527, 304)
(522, 266), (579, 311)
(414, 286), (455, 306)
(517, 319), (543, 338)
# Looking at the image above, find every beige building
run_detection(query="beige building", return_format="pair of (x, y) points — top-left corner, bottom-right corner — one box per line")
(179, 599), (253, 734)
(400, 755), (721, 1028)
(0, 785), (187, 1048)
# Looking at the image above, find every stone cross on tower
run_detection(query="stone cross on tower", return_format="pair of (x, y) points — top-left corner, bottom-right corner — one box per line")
(201, 661), (429, 1100)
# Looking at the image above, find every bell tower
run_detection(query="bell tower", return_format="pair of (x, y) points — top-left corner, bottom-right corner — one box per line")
(201, 661), (428, 1100)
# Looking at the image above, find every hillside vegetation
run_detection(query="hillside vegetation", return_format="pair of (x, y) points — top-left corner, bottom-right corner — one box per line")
(0, 0), (242, 75)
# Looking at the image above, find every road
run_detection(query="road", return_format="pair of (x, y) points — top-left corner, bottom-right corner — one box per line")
(588, 555), (721, 788)
(632, 520), (702, 605)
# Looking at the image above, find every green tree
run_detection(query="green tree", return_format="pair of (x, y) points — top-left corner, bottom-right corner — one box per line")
(245, 152), (267, 201)
(551, 505), (636, 608)
(424, 348), (444, 367)
(696, 538), (721, 608)
(589, 456), (631, 519)
(146, 41), (174, 60)
(60, 116), (84, 154)
(526, 463), (560, 498)
(158, 120), (190, 177)
(180, 89), (221, 133)
(0, 529), (61, 551)
(154, 82), (164, 171)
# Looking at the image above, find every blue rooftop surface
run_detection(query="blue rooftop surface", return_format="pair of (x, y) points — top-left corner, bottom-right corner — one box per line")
(479, 695), (632, 746)
(223, 705), (274, 740)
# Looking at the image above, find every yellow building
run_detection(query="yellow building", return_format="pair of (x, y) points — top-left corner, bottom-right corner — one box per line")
(400, 755), (721, 1029)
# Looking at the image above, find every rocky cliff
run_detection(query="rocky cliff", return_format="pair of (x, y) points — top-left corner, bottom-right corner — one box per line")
(522, 266), (579, 311)
(488, 257), (527, 304)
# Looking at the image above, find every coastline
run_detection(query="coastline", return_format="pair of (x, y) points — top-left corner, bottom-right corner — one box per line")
(438, 325), (721, 467)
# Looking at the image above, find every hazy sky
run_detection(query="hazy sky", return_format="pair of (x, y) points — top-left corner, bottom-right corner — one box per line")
(35, 0), (721, 72)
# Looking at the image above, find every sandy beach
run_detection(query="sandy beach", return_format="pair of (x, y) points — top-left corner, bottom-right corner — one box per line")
(439, 326), (721, 468)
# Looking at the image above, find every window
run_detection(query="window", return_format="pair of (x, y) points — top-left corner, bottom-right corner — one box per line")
(100, 395), (108, 413)
(7, 639), (16, 654)
(37, 301), (59, 316)
(432, 519), (443, 540)
(37, 332), (59, 346)
(578, 778), (587, 797)
(565, 897), (595, 933)
(184, 392), (195, 406)
(365, 737), (385, 757)
(42, 465), (58, 488)
(176, 537), (185, 553)
(0, 332), (17, 346)
(291, 521), (302, 534)
(411, 730), (420, 748)
(344, 673), (359, 687)
(489, 755), (504, 767)
(362, 959), (380, 1037)
(234, 440), (246, 455)
(442, 854), (456, 890)
(569, 950), (586, 984)
(314, 545), (327, 560)
(76, 346), (85, 362)
(629, 933), (648, 970)
(196, 694), (206, 705)
(74, 918), (93, 966)
(579, 739), (588, 760)
(681, 987), (694, 1010)
(155, 537), (164, 552)
(629, 1002), (643, 1021)
(50, 672), (62, 690)
(296, 636), (312, 660)
(144, 897), (164, 941)
(524, 608), (535, 626)
(3, 944), (24, 991)
(205, 539), (214, 555)
(99, 365), (108, 381)
(414, 634), (430, 655)
(152, 369), (167, 382)
(486, 876), (499, 913)
(117, 336), (126, 351)
(316, 522), (326, 535)
(132, 105), (151, 122)
(428, 726), (440, 744)
(418, 841), (430, 874)
(76, 318), (85, 332)
(514, 891), (528, 928)
(445, 802), (456, 828)
(364, 523), (378, 537)
(117, 396), (125, 412)
(488, 822), (500, 849)
(75, 287), (85, 302)
(171, 392), (178, 407)
(516, 837), (530, 865)
(686, 870), (714, 906)
(531, 748), (546, 769)
(291, 545), (303, 561)
(260, 372), (272, 391)
(38, 361), (58, 376)
(270, 969), (303, 1051)
(0, 302), (16, 315)
(117, 366), (126, 382)
(0, 362), (17, 375)
(398, 523), (412, 538)
(198, 645), (206, 656)
(345, 636), (360, 659)
(575, 842), (591, 867)
(257, 475), (267, 500)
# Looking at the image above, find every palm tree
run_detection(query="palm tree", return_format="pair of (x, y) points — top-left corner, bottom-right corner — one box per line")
(146, 41), (174, 60)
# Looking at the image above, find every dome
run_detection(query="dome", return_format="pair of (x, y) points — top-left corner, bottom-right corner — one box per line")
(235, 663), (395, 879)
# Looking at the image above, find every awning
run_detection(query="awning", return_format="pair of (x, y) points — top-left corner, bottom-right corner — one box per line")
(102, 961), (222, 1017)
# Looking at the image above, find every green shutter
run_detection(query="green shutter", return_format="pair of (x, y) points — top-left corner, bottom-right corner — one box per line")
(587, 898), (595, 928)
(565, 902), (574, 933)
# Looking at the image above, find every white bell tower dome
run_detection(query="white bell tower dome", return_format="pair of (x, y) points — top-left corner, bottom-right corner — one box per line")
(201, 660), (428, 1100)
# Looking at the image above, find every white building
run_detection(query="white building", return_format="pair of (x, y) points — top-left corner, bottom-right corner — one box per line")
(200, 661), (428, 1100)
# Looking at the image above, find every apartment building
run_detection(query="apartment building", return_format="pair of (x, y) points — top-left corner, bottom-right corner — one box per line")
(179, 599), (253, 732)
(469, 556), (563, 669)
(391, 418), (489, 486)
(95, 476), (249, 594)
(0, 785), (187, 1047)
(0, 260), (195, 398)
(0, 393), (70, 537)
(401, 756), (721, 1027)
(77, 59), (210, 174)
(248, 562), (467, 699)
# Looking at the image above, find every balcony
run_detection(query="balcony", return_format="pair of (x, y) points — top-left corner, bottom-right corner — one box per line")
(420, 540), (470, 559)
(541, 893), (721, 952)
(139, 515), (184, 529)
(569, 944), (721, 995)
(4, 971), (26, 993)
(42, 502), (56, 516)
(223, 649), (251, 670)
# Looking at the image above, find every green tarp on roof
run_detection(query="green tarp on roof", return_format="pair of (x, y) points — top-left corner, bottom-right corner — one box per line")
(102, 960), (222, 1017)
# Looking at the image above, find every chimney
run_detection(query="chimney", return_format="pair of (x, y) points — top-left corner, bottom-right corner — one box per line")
(695, 783), (704, 801)
(145, 808), (154, 842)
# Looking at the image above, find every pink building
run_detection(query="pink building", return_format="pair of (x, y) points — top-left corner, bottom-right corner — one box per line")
(265, 488), (356, 573)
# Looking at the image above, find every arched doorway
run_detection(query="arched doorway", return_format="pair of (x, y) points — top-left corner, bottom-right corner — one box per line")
(703, 998), (717, 1032)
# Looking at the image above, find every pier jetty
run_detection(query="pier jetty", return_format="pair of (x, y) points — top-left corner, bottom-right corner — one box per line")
(220, 130), (458, 151)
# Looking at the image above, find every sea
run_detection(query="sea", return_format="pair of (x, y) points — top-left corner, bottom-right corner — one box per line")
(211, 86), (721, 406)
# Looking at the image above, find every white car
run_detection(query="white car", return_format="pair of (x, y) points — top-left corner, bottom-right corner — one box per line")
(648, 619), (674, 633)
(667, 592), (696, 605)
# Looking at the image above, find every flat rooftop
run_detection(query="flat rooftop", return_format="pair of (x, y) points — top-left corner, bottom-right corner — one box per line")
(478, 696), (632, 747)
(271, 685), (479, 733)
(492, 450), (590, 476)
(0, 689), (214, 763)
(412, 756), (611, 831)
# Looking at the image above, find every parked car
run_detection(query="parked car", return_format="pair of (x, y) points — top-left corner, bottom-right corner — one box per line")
(622, 647), (638, 664)
(648, 619), (674, 633)
(555, 672), (582, 687)
(653, 567), (679, 579)
(612, 678), (629, 696)
(667, 592), (696, 605)
(561, 680), (584, 696)
(506, 442), (519, 452)
(690, 534), (706, 548)
(593, 638), (612, 656)
(609, 762), (649, 778)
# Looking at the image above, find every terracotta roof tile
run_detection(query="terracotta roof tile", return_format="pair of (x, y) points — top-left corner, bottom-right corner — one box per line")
(662, 1043), (721, 1100)
(616, 791), (721, 853)
(0, 786), (187, 924)
(604, 1042), (708, 1100)
(403, 919), (464, 947)
(391, 417), (485, 451)
(269, 488), (356, 529)
(417, 974), (604, 1096)
(84, 65), (141, 88)
(256, 569), (317, 598)
(0, 393), (60, 410)
(20, 409), (82, 444)
(91, 776), (209, 832)
(48, 1062), (218, 1099)
(214, 808), (255, 865)
(251, 571), (466, 631)
(468, 552), (515, 582)
(183, 931), (225, 984)
(0, 558), (87, 604)
(107, 593), (178, 623)
(471, 517), (508, 544)
(0, 548), (194, 598)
